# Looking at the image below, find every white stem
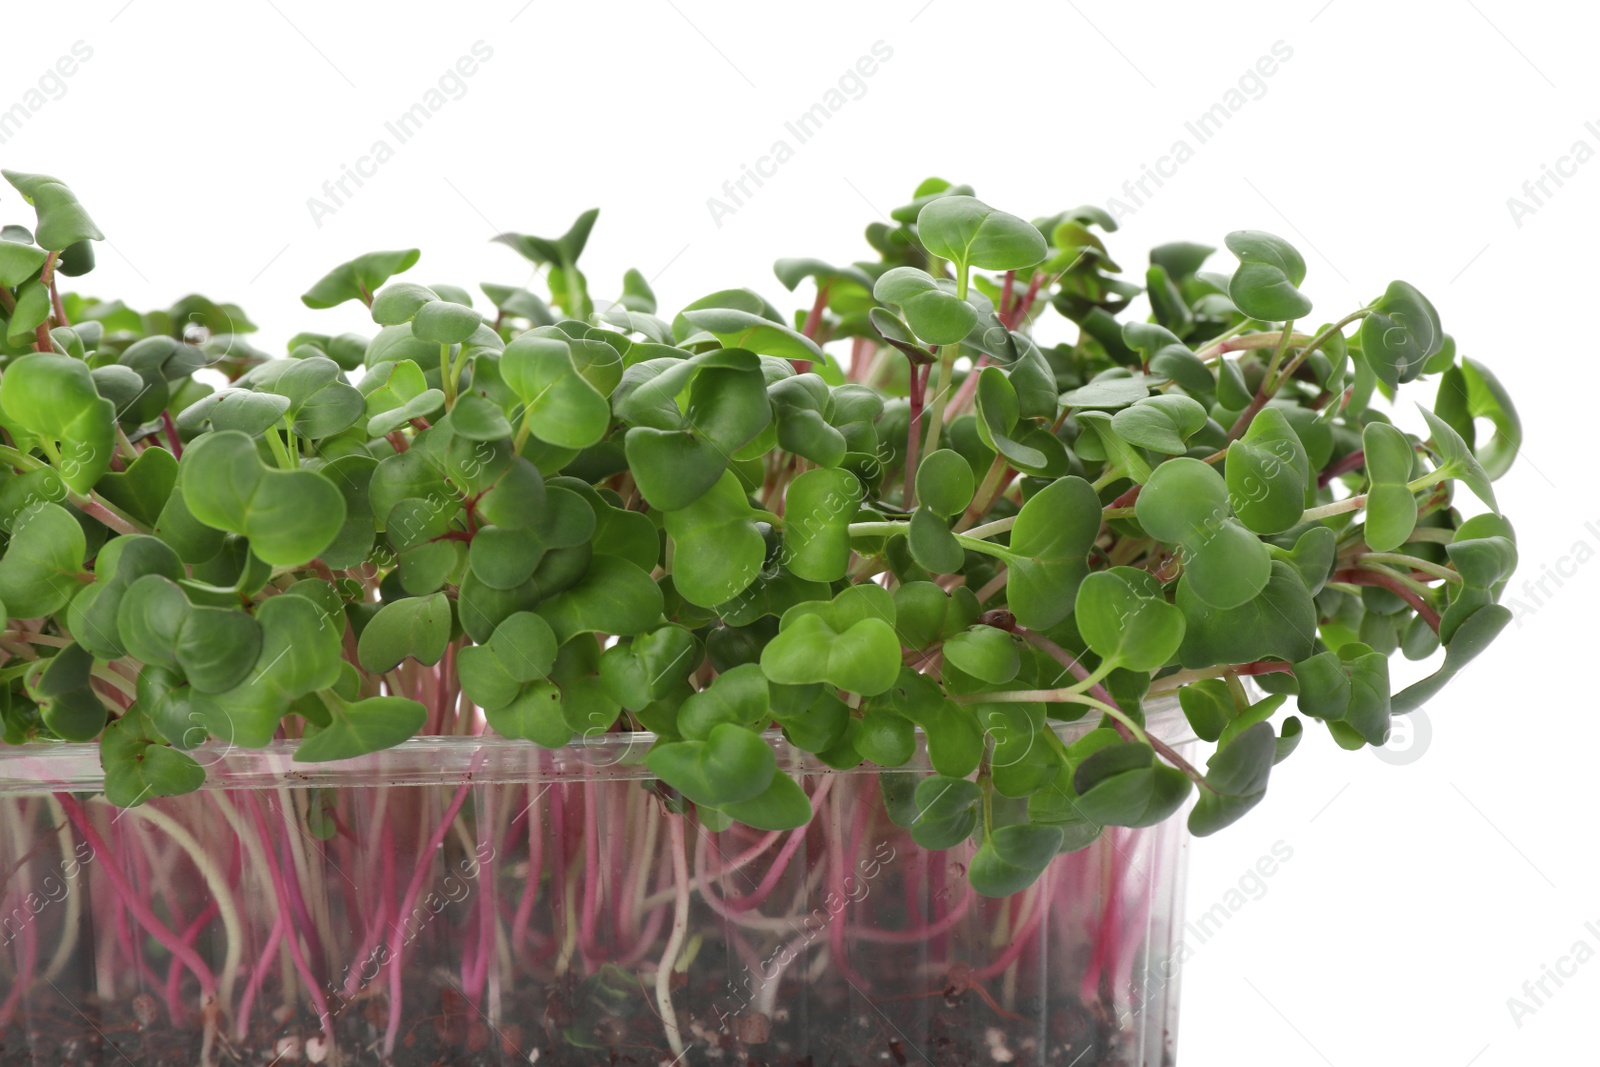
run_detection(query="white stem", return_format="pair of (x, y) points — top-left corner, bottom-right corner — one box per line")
(42, 796), (83, 984)
(657, 814), (691, 1058)
(1300, 493), (1368, 522)
(212, 792), (291, 1019)
(123, 801), (245, 1013)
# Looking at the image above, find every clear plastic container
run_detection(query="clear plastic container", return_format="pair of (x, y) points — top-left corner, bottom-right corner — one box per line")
(0, 706), (1193, 1067)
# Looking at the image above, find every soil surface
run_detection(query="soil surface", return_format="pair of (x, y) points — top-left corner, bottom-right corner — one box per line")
(1, 974), (1172, 1067)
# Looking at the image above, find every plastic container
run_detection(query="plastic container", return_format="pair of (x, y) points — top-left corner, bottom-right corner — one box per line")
(0, 706), (1194, 1067)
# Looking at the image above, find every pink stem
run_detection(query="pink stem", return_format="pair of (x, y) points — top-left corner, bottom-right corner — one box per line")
(579, 781), (602, 965)
(55, 794), (216, 1006)
(826, 789), (871, 990)
(607, 788), (628, 944)
(463, 787), (497, 1006)
(244, 794), (332, 1037)
(1080, 829), (1130, 1007)
(0, 884), (38, 1029)
(613, 851), (674, 970)
(273, 800), (326, 967)
(719, 777), (833, 912)
(904, 847), (926, 927)
(382, 756), (483, 1057)
(973, 865), (1051, 981)
(1110, 859), (1154, 1014)
(235, 910), (285, 1042)
(166, 901), (220, 1021)
(842, 877), (975, 944)
(510, 784), (545, 954)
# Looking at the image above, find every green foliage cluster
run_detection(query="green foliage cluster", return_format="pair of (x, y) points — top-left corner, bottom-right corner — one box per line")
(0, 172), (1520, 895)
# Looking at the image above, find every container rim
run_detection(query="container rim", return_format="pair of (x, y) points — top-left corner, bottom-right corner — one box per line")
(0, 697), (1192, 796)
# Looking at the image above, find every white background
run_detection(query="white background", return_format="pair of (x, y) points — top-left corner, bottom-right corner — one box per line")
(4, 1), (1595, 1062)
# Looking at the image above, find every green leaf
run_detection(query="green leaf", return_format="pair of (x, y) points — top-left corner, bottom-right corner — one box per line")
(357, 593), (452, 673)
(618, 267), (658, 313)
(492, 209), (599, 267)
(1071, 742), (1192, 828)
(301, 249), (421, 309)
(1293, 643), (1390, 745)
(773, 257), (875, 295)
(1074, 411), (1152, 483)
(481, 683), (567, 745)
(1137, 457), (1270, 609)
(178, 431), (347, 567)
(361, 359), (444, 437)
(908, 506), (965, 574)
(246, 593), (342, 701)
(0, 502), (86, 617)
(973, 368), (1049, 472)
(2, 171), (104, 250)
(0, 354), (116, 493)
(101, 712), (204, 806)
(5, 279), (50, 344)
(1176, 560), (1318, 669)
(175, 390), (292, 437)
(256, 356), (364, 440)
(602, 625), (697, 713)
(411, 300), (483, 344)
(537, 555), (663, 645)
(96, 447), (178, 528)
(761, 612), (900, 696)
(1179, 679), (1235, 742)
(768, 374), (848, 467)
(69, 536), (184, 659)
(1227, 407), (1309, 534)
(114, 575), (190, 670)
(499, 332), (612, 449)
(916, 449), (976, 519)
(0, 237), (47, 287)
(1358, 281), (1442, 390)
(664, 472), (766, 608)
(781, 467), (863, 582)
(1362, 422), (1418, 552)
(906, 774), (982, 849)
(969, 824), (1064, 897)
(295, 696), (427, 762)
(1110, 394), (1208, 455)
(917, 196), (1048, 272)
(179, 602), (265, 694)
(1189, 720), (1275, 836)
(872, 267), (977, 346)
(681, 307), (825, 366)
(941, 625), (1020, 684)
(686, 355), (770, 454)
(1267, 526), (1337, 597)
(1392, 604), (1509, 713)
(1061, 375), (1159, 410)
(1006, 476), (1100, 630)
(1436, 358), (1520, 480)
(1224, 230), (1310, 321)
(1417, 405), (1496, 511)
(718, 772), (812, 831)
(856, 709), (915, 766)
(761, 589), (902, 697)
(671, 661), (765, 740)
(1075, 567), (1184, 672)
(481, 282), (554, 325)
(646, 723), (776, 806)
(446, 394), (513, 441)
(370, 282), (439, 325)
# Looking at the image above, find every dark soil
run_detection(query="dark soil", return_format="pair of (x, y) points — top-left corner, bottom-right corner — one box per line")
(1, 971), (1172, 1067)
